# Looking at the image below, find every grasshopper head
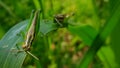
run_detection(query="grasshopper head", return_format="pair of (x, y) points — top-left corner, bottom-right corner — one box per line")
(22, 44), (30, 51)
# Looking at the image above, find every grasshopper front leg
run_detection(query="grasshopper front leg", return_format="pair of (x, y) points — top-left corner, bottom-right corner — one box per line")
(12, 45), (39, 60)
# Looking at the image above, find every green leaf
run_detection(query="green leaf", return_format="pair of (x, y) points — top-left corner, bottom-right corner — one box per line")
(0, 19), (58, 68)
(77, 0), (120, 68)
(68, 25), (98, 45)
(40, 20), (57, 35)
(68, 24), (118, 68)
(0, 20), (28, 68)
(97, 46), (118, 68)
(111, 22), (120, 68)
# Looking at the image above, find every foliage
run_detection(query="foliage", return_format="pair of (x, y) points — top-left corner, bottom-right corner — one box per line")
(0, 0), (120, 68)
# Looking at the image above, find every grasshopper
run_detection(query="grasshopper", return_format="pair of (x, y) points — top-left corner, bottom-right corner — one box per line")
(14, 10), (41, 60)
(22, 10), (40, 51)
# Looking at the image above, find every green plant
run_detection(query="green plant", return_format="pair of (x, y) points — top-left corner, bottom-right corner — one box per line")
(0, 0), (120, 68)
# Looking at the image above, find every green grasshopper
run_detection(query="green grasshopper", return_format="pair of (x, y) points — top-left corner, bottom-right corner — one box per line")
(22, 10), (41, 60)
(22, 10), (40, 51)
(15, 10), (41, 60)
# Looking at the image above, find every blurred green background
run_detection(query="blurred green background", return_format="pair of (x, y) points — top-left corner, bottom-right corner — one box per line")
(0, 0), (120, 68)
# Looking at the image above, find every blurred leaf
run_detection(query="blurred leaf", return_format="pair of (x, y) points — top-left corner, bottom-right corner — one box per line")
(0, 1), (15, 17)
(40, 20), (57, 35)
(68, 24), (118, 68)
(0, 20), (28, 68)
(68, 25), (97, 45)
(109, 0), (118, 12)
(0, 26), (5, 39)
(0, 19), (58, 68)
(77, 0), (120, 67)
(111, 22), (120, 68)
(109, 0), (120, 67)
(97, 46), (118, 68)
(35, 60), (42, 68)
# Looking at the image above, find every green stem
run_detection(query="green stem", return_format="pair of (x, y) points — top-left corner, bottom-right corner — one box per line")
(43, 36), (49, 50)
(33, 0), (40, 9)
(39, 0), (50, 57)
(92, 0), (101, 31)
(39, 0), (46, 44)
(49, 0), (54, 16)
(39, 0), (45, 18)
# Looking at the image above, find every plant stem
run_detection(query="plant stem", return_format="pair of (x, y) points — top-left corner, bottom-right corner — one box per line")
(39, 0), (45, 18)
(39, 0), (50, 57)
(33, 0), (40, 9)
(43, 36), (49, 50)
